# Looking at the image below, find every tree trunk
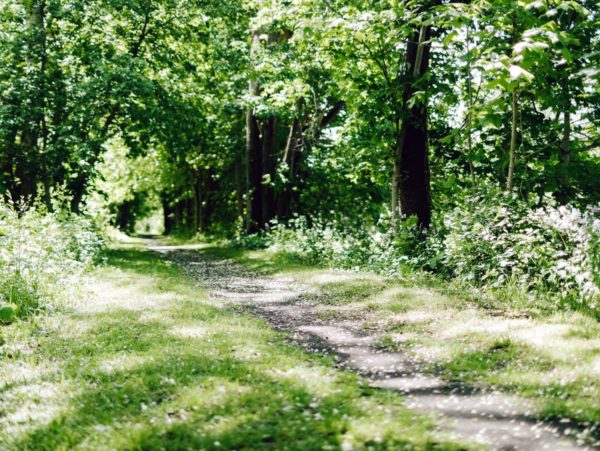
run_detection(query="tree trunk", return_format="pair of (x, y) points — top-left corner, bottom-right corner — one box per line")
(69, 175), (86, 213)
(261, 116), (278, 225)
(398, 104), (432, 228)
(246, 31), (262, 232)
(174, 201), (184, 230)
(163, 198), (173, 235)
(506, 89), (518, 192)
(194, 170), (202, 232)
(277, 115), (301, 219)
(15, 0), (49, 207)
(235, 150), (245, 219)
(556, 76), (572, 203)
(393, 24), (432, 228)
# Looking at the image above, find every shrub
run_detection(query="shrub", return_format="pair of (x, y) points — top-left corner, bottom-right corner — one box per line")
(257, 196), (600, 316)
(0, 201), (104, 321)
(439, 196), (599, 311)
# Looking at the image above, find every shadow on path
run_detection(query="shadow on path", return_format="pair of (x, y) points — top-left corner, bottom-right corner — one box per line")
(155, 245), (597, 451)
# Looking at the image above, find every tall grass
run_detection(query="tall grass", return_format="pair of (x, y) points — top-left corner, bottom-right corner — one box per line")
(0, 201), (103, 322)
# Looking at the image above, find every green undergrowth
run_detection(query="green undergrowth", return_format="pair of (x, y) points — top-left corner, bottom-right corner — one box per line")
(195, 243), (599, 443)
(0, 243), (470, 450)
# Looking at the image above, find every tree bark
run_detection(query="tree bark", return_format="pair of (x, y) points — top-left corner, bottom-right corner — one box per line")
(393, 24), (433, 228)
(246, 31), (262, 232)
(277, 114), (301, 219)
(261, 116), (278, 225)
(556, 76), (572, 203)
(194, 171), (202, 232)
(16, 0), (48, 207)
(163, 197), (173, 235)
(506, 89), (518, 192)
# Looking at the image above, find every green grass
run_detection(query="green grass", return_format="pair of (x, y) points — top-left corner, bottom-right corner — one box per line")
(0, 244), (470, 450)
(201, 244), (600, 441)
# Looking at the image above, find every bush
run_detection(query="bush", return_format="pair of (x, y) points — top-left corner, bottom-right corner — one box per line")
(0, 201), (104, 321)
(438, 196), (599, 311)
(257, 196), (600, 316)
(267, 215), (422, 273)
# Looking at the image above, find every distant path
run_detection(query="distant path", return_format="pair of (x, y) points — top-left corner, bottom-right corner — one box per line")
(153, 244), (594, 451)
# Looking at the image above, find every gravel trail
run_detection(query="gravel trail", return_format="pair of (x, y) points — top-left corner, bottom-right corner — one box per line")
(152, 245), (595, 451)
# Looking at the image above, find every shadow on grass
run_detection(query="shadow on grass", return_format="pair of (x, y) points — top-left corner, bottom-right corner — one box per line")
(436, 338), (600, 430)
(189, 242), (600, 435)
(196, 245), (322, 275)
(2, 247), (461, 450)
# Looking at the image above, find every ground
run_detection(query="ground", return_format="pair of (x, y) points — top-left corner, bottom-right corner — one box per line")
(0, 238), (598, 450)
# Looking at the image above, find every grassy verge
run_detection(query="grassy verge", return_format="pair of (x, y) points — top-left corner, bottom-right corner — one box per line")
(199, 244), (600, 442)
(0, 242), (468, 450)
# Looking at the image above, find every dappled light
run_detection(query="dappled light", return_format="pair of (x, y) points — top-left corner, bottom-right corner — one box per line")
(160, 244), (599, 448)
(1, 248), (468, 450)
(1, 0), (599, 448)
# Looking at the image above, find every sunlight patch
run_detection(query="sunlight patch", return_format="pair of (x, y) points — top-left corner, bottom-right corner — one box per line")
(232, 344), (264, 361)
(511, 322), (599, 361)
(309, 272), (376, 285)
(0, 381), (74, 438)
(84, 278), (180, 313)
(97, 353), (152, 374)
(0, 362), (55, 390)
(267, 365), (336, 396)
(169, 325), (207, 339)
(176, 378), (250, 410)
(438, 315), (528, 338)
(390, 310), (439, 325)
(138, 310), (168, 324)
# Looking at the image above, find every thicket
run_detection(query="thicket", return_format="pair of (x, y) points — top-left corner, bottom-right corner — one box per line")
(0, 201), (103, 323)
(241, 192), (600, 316)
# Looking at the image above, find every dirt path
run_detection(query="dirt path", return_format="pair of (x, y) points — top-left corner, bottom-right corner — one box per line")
(154, 245), (594, 451)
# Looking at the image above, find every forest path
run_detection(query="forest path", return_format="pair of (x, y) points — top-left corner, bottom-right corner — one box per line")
(152, 244), (593, 451)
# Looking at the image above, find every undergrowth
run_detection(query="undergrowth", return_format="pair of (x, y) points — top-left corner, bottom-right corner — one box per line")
(0, 201), (104, 322)
(232, 193), (600, 317)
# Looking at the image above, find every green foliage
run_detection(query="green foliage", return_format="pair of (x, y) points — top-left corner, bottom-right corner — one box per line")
(0, 303), (17, 324)
(440, 338), (519, 381)
(0, 200), (104, 319)
(0, 246), (468, 450)
(1, 0), (599, 317)
(259, 194), (600, 316)
(438, 195), (599, 310)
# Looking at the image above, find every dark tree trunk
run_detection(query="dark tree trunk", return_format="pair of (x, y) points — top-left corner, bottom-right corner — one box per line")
(163, 197), (174, 235)
(394, 25), (433, 228)
(185, 196), (194, 229)
(201, 175), (216, 231)
(235, 151), (245, 219)
(277, 115), (301, 219)
(194, 172), (202, 232)
(398, 104), (431, 228)
(246, 108), (262, 232)
(261, 116), (278, 225)
(194, 169), (214, 233)
(246, 31), (262, 232)
(174, 201), (184, 230)
(69, 175), (86, 213)
(16, 133), (39, 204)
(115, 202), (134, 234)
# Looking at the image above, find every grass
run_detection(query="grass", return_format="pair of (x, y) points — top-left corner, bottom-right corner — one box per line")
(198, 244), (600, 443)
(0, 243), (471, 450)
